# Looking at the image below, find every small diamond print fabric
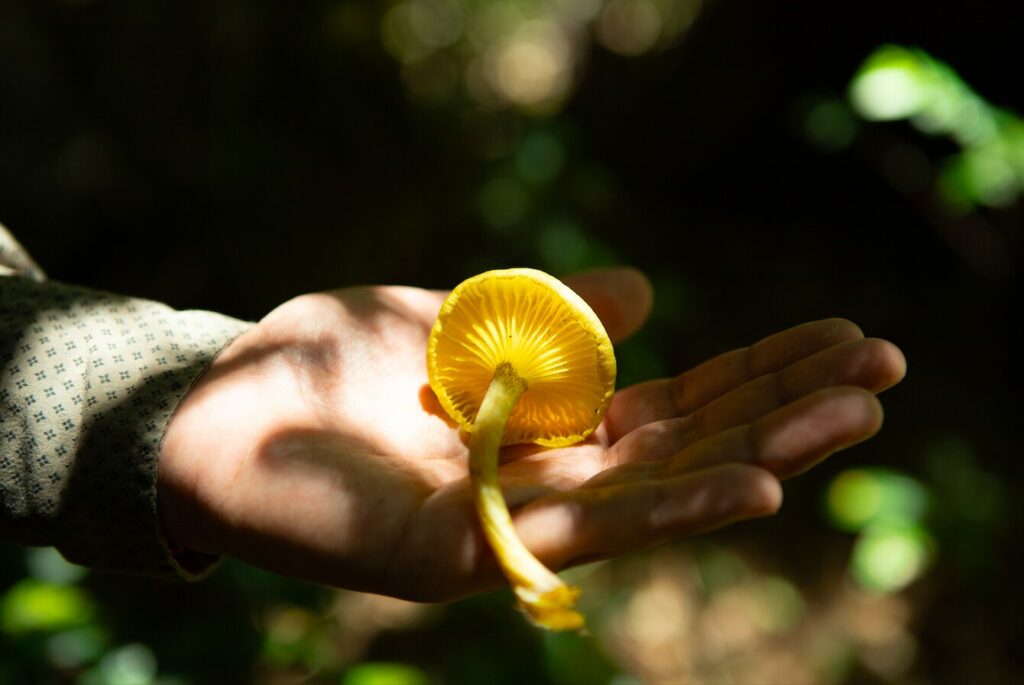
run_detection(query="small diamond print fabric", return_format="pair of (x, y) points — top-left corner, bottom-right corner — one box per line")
(0, 225), (252, 580)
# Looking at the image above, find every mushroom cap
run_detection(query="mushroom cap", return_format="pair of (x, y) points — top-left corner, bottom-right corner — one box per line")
(428, 268), (616, 447)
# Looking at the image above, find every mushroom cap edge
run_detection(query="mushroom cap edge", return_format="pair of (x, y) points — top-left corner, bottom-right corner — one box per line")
(427, 267), (617, 447)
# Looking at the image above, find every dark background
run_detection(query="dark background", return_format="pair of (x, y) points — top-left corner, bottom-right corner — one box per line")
(0, 1), (1020, 683)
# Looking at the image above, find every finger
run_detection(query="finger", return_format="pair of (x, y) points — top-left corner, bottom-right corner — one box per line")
(689, 337), (902, 441)
(607, 337), (904, 462)
(514, 464), (782, 571)
(666, 386), (883, 479)
(604, 318), (866, 441)
(561, 267), (653, 343)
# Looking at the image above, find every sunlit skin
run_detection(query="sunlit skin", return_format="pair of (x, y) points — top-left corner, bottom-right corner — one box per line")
(157, 268), (906, 603)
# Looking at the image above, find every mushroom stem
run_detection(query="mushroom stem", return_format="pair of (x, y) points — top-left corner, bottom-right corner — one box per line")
(469, 362), (584, 632)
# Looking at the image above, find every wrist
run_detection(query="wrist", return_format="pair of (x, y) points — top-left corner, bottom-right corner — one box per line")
(158, 376), (218, 556)
(157, 328), (256, 556)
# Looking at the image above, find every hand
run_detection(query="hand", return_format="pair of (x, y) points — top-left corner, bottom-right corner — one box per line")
(158, 269), (906, 601)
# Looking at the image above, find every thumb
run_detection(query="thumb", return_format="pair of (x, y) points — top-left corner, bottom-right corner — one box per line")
(562, 267), (653, 343)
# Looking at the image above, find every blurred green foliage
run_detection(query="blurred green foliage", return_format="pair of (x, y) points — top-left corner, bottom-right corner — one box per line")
(849, 44), (1024, 211)
(1, 580), (95, 636)
(342, 662), (431, 685)
(826, 468), (929, 533)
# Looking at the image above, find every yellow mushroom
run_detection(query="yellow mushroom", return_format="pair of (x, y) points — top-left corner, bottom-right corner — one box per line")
(427, 268), (616, 630)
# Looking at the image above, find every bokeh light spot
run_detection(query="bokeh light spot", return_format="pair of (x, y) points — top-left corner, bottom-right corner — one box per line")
(383, 0), (461, 64)
(343, 662), (430, 685)
(486, 20), (572, 108)
(656, 0), (703, 45)
(749, 576), (805, 634)
(826, 468), (928, 532)
(0, 579), (95, 635)
(46, 626), (107, 670)
(849, 63), (928, 121)
(478, 177), (530, 228)
(959, 147), (1018, 207)
(516, 131), (565, 183)
(802, 99), (858, 152)
(555, 0), (604, 23)
(467, 2), (527, 53)
(25, 547), (87, 586)
(406, 0), (464, 49)
(539, 218), (587, 271)
(827, 469), (883, 532)
(97, 643), (158, 685)
(401, 53), (460, 103)
(598, 0), (662, 57)
(851, 524), (933, 593)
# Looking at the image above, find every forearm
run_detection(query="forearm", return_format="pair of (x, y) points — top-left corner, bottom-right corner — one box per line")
(0, 225), (252, 579)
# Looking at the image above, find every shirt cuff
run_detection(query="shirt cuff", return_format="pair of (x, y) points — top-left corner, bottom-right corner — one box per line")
(0, 276), (253, 580)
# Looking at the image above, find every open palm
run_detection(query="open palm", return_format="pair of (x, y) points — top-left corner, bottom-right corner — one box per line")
(158, 268), (905, 602)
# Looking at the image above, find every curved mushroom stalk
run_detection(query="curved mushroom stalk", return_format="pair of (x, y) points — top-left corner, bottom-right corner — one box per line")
(427, 268), (616, 631)
(469, 363), (583, 631)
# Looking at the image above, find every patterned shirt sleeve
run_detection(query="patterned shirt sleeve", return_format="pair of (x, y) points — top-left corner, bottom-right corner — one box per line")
(0, 225), (253, 579)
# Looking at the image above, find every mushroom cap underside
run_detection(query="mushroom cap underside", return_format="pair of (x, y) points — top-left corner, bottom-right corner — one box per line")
(427, 268), (616, 447)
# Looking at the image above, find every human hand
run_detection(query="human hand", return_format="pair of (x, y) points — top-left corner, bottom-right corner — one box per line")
(157, 269), (905, 601)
